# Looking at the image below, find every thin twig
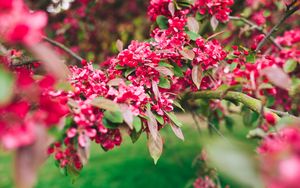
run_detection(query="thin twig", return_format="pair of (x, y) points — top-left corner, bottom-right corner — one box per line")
(191, 111), (202, 134)
(229, 16), (283, 50)
(255, 5), (300, 52)
(43, 36), (83, 62)
(197, 115), (231, 144)
(270, 109), (300, 120)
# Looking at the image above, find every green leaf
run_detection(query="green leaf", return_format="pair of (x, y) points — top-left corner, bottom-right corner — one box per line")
(266, 95), (275, 107)
(155, 115), (164, 125)
(171, 62), (184, 77)
(209, 114), (220, 130)
(224, 116), (234, 131)
(156, 15), (169, 29)
(173, 100), (185, 112)
(133, 116), (142, 132)
(60, 167), (67, 176)
(115, 65), (125, 70)
(159, 61), (173, 68)
(176, 0), (192, 8)
(241, 106), (259, 127)
(158, 77), (171, 89)
(0, 66), (14, 106)
(284, 59), (297, 73)
(130, 129), (142, 143)
(102, 118), (119, 129)
(229, 62), (238, 71)
(66, 165), (80, 184)
(246, 53), (256, 63)
(186, 31), (200, 41)
(104, 111), (123, 124)
(125, 68), (135, 77)
(166, 112), (183, 127)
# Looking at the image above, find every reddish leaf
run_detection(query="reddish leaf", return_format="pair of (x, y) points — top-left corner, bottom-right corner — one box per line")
(120, 104), (134, 129)
(77, 136), (90, 165)
(261, 66), (291, 90)
(14, 126), (48, 188)
(168, 2), (175, 16)
(152, 81), (161, 100)
(116, 39), (123, 52)
(29, 43), (70, 79)
(68, 98), (79, 108)
(180, 48), (195, 60)
(155, 66), (174, 77)
(90, 97), (120, 111)
(170, 123), (184, 141)
(192, 65), (203, 89)
(210, 16), (219, 31)
(146, 107), (159, 140)
(0, 67), (14, 106)
(187, 17), (199, 33)
(107, 78), (124, 86)
(147, 132), (163, 164)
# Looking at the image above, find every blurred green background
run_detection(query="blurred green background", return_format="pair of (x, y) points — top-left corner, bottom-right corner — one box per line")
(0, 115), (254, 188)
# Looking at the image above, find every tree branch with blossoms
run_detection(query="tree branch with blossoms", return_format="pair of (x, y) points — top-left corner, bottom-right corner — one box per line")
(255, 1), (300, 52)
(229, 16), (283, 50)
(0, 0), (300, 188)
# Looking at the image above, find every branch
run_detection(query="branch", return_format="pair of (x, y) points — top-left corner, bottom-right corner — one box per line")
(189, 90), (299, 120)
(11, 60), (38, 67)
(229, 16), (283, 50)
(255, 5), (300, 52)
(42, 36), (83, 62)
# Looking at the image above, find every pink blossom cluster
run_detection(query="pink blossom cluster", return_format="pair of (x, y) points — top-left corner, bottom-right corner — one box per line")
(193, 38), (227, 70)
(193, 176), (216, 188)
(258, 126), (300, 188)
(0, 0), (47, 45)
(0, 52), (68, 149)
(276, 28), (300, 47)
(194, 0), (234, 22)
(148, 0), (172, 21)
(148, 0), (234, 22)
(45, 0), (232, 167)
(217, 27), (300, 111)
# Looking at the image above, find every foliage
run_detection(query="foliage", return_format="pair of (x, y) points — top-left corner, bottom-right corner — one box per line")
(0, 0), (300, 188)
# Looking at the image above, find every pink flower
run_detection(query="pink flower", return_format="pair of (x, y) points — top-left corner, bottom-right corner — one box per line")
(193, 176), (216, 188)
(0, 0), (47, 45)
(194, 0), (234, 22)
(258, 126), (300, 188)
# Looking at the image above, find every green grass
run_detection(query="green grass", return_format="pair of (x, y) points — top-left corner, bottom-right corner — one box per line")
(37, 127), (202, 188)
(0, 116), (254, 188)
